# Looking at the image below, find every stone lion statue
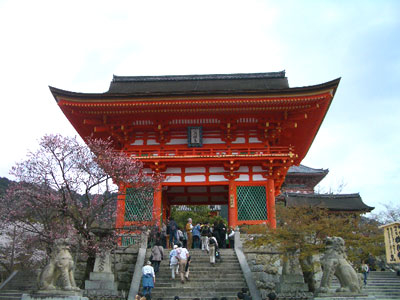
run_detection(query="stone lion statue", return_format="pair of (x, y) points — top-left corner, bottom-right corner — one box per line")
(318, 236), (362, 294)
(39, 238), (80, 291)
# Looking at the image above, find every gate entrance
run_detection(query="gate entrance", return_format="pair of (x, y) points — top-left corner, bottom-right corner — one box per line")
(163, 184), (229, 221)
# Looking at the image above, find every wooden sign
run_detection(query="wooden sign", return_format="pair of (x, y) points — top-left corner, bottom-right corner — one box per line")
(188, 126), (202, 147)
(379, 222), (400, 264)
(230, 194), (235, 208)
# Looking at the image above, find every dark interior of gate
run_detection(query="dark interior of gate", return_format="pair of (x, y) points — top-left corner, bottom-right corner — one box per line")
(164, 184), (229, 220)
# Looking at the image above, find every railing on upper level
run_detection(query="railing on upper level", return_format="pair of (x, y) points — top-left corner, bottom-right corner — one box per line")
(127, 146), (294, 159)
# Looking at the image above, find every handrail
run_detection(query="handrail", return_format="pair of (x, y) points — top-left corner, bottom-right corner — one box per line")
(127, 146), (293, 159)
(128, 232), (148, 300)
(0, 270), (18, 290)
(234, 230), (262, 300)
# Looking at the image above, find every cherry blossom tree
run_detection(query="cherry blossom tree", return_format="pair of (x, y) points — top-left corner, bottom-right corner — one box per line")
(0, 222), (45, 278)
(0, 134), (162, 274)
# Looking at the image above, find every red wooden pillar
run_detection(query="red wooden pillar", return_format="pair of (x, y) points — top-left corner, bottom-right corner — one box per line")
(153, 184), (162, 227)
(162, 192), (168, 223)
(228, 180), (237, 228)
(115, 184), (126, 230)
(267, 178), (276, 229)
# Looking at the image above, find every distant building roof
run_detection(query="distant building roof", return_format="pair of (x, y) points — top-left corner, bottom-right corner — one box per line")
(284, 193), (374, 212)
(287, 164), (328, 175)
(107, 71), (289, 94)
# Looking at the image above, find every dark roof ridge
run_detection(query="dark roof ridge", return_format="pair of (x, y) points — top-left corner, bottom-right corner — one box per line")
(112, 71), (286, 83)
(288, 164), (329, 174)
(285, 192), (361, 198)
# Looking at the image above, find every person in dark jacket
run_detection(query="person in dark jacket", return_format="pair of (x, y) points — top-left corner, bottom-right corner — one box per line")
(212, 221), (220, 247)
(200, 222), (210, 252)
(168, 218), (178, 248)
(217, 220), (227, 248)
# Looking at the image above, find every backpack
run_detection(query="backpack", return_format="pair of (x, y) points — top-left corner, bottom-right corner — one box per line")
(201, 226), (209, 236)
(170, 222), (177, 231)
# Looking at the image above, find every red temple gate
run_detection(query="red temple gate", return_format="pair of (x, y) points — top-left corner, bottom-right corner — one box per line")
(50, 71), (340, 230)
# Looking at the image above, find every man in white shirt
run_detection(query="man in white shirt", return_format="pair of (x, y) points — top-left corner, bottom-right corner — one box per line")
(175, 243), (190, 283)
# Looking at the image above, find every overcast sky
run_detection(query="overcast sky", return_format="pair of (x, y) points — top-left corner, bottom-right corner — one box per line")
(0, 0), (399, 213)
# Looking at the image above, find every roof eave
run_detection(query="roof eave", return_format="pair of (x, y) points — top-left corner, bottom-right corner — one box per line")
(49, 78), (341, 100)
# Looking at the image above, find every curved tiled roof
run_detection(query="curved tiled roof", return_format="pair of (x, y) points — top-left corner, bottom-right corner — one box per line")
(287, 164), (329, 175)
(284, 193), (374, 212)
(107, 71), (289, 94)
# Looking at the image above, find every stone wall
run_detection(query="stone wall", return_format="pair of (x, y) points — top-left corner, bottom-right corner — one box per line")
(240, 234), (320, 299)
(74, 245), (139, 293)
(241, 234), (282, 299)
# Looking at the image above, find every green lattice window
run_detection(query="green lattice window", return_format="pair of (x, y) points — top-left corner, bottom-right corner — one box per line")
(124, 188), (154, 222)
(237, 185), (267, 221)
(121, 236), (136, 246)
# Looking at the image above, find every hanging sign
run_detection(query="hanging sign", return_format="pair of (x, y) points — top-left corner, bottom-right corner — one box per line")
(379, 222), (400, 264)
(187, 126), (202, 147)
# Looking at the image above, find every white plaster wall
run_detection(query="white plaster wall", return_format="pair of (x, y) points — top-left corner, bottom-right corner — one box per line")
(249, 137), (262, 143)
(252, 174), (266, 181)
(185, 175), (206, 182)
(165, 168), (181, 174)
(131, 139), (144, 145)
(237, 166), (249, 172)
(165, 176), (182, 182)
(185, 167), (206, 173)
(252, 166), (263, 172)
(209, 167), (226, 173)
(166, 138), (187, 145)
(203, 138), (225, 144)
(147, 139), (160, 145)
(231, 137), (246, 144)
(235, 174), (250, 181)
(209, 175), (228, 182)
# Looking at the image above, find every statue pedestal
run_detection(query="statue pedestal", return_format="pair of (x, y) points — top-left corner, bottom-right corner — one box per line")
(275, 274), (314, 299)
(314, 292), (376, 300)
(84, 251), (119, 297)
(22, 290), (88, 300)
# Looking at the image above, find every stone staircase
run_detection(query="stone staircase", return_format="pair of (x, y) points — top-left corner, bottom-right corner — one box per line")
(331, 271), (400, 299)
(0, 270), (38, 300)
(144, 248), (248, 300)
(360, 271), (400, 299)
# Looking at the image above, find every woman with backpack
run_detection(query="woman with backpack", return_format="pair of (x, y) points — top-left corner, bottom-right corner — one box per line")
(208, 233), (219, 265)
(200, 222), (211, 252)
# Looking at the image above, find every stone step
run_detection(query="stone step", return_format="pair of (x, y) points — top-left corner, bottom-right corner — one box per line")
(329, 271), (400, 300)
(155, 275), (245, 281)
(149, 296), (237, 300)
(155, 269), (244, 276)
(155, 280), (246, 287)
(0, 290), (23, 300)
(157, 265), (238, 270)
(155, 255), (238, 260)
(146, 248), (248, 300)
(150, 289), (243, 297)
